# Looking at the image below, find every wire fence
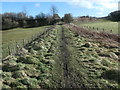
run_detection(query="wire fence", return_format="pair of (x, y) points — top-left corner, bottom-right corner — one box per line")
(82, 26), (114, 34)
(1, 26), (53, 59)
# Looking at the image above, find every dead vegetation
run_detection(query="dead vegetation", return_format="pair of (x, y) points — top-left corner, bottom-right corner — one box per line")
(67, 24), (119, 47)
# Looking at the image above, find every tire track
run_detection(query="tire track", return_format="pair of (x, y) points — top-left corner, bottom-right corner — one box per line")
(59, 26), (81, 88)
(59, 26), (89, 89)
(59, 26), (69, 88)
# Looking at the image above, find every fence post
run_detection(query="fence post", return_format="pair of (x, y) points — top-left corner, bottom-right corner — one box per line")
(32, 35), (34, 41)
(16, 42), (19, 54)
(110, 30), (112, 33)
(97, 28), (98, 31)
(89, 26), (91, 29)
(8, 46), (11, 55)
(26, 39), (29, 47)
(103, 28), (104, 32)
(23, 39), (25, 47)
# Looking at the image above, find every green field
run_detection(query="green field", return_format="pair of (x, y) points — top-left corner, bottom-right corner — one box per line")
(1, 26), (49, 58)
(74, 21), (118, 34)
(2, 26), (49, 45)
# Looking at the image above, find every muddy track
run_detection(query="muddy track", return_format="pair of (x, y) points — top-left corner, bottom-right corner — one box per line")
(59, 26), (70, 88)
(59, 26), (83, 88)
(59, 26), (96, 89)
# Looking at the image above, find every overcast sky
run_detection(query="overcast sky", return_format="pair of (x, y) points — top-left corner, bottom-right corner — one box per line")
(1, 0), (119, 17)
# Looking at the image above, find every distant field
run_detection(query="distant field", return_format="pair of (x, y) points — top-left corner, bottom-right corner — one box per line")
(74, 21), (118, 34)
(1, 26), (49, 58)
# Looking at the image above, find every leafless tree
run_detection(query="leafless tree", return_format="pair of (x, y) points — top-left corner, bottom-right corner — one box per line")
(50, 5), (58, 16)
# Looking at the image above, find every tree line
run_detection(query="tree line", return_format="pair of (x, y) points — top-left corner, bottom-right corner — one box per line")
(1, 12), (57, 30)
(1, 6), (73, 30)
(105, 10), (120, 21)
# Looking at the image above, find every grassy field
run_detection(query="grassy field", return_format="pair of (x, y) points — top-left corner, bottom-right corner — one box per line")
(1, 26), (49, 58)
(2, 25), (119, 89)
(74, 21), (118, 34)
(2, 26), (49, 45)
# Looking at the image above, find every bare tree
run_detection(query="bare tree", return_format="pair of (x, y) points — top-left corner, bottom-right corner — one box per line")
(22, 6), (28, 16)
(50, 5), (58, 16)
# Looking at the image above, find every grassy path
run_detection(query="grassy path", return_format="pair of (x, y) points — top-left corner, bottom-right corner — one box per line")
(2, 25), (119, 89)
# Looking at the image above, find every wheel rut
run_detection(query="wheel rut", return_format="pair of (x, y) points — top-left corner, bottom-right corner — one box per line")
(60, 26), (69, 88)
(59, 26), (84, 90)
(59, 26), (80, 88)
